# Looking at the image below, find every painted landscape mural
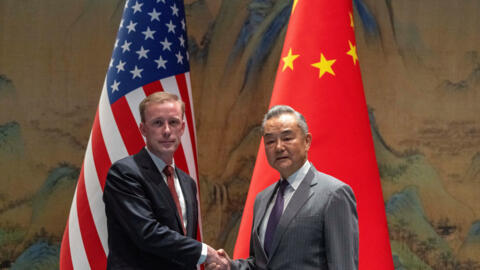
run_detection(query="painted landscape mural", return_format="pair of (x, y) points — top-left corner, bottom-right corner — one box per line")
(0, 0), (479, 269)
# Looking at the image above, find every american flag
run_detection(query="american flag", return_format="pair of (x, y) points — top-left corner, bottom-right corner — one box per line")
(59, 0), (201, 269)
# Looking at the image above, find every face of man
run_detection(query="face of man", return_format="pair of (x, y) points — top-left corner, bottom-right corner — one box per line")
(263, 113), (311, 179)
(139, 100), (185, 164)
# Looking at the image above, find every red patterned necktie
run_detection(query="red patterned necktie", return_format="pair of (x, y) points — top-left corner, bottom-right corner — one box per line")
(163, 165), (186, 235)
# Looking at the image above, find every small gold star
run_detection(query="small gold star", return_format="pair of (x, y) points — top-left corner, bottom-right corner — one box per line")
(282, 48), (300, 71)
(349, 12), (354, 28)
(346, 40), (358, 65)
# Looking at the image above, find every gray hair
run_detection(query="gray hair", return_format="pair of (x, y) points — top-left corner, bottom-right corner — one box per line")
(261, 105), (309, 135)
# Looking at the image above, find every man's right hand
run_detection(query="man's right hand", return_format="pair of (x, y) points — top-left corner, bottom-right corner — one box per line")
(217, 249), (231, 267)
(205, 246), (230, 270)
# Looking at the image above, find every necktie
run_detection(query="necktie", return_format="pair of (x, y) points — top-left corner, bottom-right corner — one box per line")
(264, 179), (289, 256)
(163, 165), (186, 235)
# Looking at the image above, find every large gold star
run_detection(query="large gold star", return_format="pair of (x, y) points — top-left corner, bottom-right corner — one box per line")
(311, 53), (336, 78)
(346, 40), (358, 65)
(292, 0), (299, 14)
(282, 48), (300, 71)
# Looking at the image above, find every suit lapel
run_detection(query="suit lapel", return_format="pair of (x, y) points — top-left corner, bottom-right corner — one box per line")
(252, 183), (278, 260)
(268, 167), (317, 258)
(134, 148), (185, 235)
(176, 168), (194, 236)
(254, 183), (278, 235)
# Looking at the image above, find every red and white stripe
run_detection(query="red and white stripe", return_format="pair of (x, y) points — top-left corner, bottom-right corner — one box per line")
(60, 72), (201, 270)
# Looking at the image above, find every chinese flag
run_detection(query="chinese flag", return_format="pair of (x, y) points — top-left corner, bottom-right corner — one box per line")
(233, 0), (394, 269)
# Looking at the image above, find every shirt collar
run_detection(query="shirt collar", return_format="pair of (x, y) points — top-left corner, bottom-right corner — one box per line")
(285, 160), (311, 191)
(145, 147), (175, 173)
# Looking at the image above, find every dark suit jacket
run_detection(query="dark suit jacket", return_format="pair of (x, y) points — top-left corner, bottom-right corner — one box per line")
(103, 148), (202, 270)
(232, 165), (359, 270)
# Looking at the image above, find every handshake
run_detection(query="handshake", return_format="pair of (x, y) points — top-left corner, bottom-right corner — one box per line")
(205, 245), (232, 270)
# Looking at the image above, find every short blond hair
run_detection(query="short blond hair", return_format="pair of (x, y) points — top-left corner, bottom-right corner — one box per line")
(139, 92), (185, 122)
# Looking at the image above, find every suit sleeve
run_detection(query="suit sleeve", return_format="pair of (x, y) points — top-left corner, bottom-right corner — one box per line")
(230, 235), (256, 270)
(103, 161), (202, 268)
(324, 185), (359, 270)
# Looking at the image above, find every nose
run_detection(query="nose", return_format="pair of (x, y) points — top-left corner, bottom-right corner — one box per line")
(274, 138), (285, 152)
(162, 123), (171, 136)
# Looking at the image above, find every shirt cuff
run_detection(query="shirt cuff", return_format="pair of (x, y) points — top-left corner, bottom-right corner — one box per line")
(197, 243), (208, 265)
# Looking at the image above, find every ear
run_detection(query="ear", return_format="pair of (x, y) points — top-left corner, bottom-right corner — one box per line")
(139, 122), (146, 137)
(305, 133), (312, 151)
(179, 118), (185, 136)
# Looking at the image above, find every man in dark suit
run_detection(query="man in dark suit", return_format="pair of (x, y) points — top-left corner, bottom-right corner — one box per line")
(103, 92), (228, 269)
(210, 105), (359, 270)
